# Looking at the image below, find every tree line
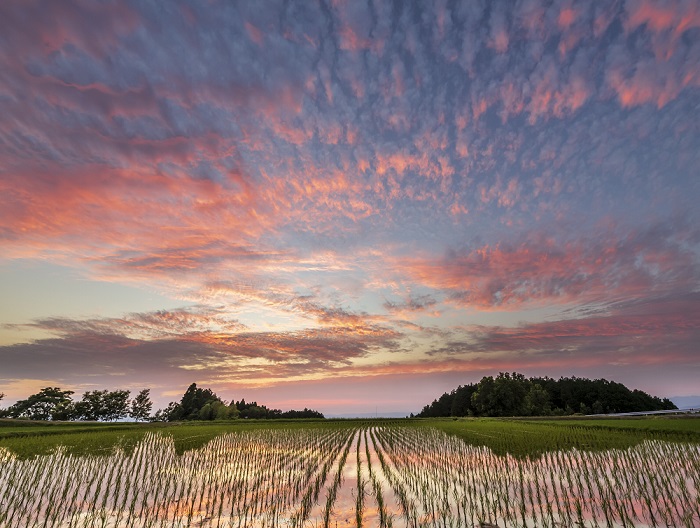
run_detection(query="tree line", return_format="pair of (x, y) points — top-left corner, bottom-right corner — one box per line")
(153, 383), (324, 421)
(0, 387), (152, 422)
(0, 383), (323, 422)
(416, 372), (678, 418)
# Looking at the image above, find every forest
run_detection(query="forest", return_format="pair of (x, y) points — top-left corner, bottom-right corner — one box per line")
(416, 372), (678, 418)
(0, 383), (323, 422)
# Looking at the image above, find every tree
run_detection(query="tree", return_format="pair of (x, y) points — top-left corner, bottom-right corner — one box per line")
(451, 384), (477, 416)
(74, 389), (131, 421)
(419, 373), (677, 417)
(215, 402), (233, 420)
(170, 383), (224, 421)
(152, 402), (179, 422)
(227, 401), (240, 419)
(240, 404), (268, 419)
(103, 390), (130, 421)
(525, 383), (551, 416)
(0, 392), (7, 418)
(8, 387), (74, 421)
(278, 408), (324, 419)
(471, 373), (530, 416)
(198, 402), (214, 420)
(74, 390), (109, 421)
(130, 389), (153, 422)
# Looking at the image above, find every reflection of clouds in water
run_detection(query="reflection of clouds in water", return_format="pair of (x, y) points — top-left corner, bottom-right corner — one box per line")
(1, 425), (697, 527)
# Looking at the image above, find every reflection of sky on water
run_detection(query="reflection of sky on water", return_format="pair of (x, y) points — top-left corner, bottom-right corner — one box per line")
(0, 427), (698, 527)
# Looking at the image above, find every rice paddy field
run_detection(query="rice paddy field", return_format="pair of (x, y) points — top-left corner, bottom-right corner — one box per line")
(1, 416), (699, 527)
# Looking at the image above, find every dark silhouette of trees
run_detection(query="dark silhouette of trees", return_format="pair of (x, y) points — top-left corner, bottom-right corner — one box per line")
(153, 385), (324, 421)
(450, 384), (477, 417)
(417, 373), (677, 417)
(74, 390), (109, 421)
(5, 387), (146, 422)
(130, 389), (153, 422)
(103, 390), (131, 421)
(7, 387), (75, 420)
(166, 383), (223, 421)
(472, 373), (531, 417)
(152, 402), (180, 422)
(73, 390), (131, 421)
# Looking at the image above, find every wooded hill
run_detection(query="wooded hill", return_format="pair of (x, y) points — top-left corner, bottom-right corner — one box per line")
(416, 372), (677, 417)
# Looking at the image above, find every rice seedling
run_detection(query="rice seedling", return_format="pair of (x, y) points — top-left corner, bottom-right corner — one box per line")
(0, 420), (698, 527)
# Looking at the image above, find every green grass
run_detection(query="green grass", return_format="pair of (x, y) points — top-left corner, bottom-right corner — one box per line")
(1, 416), (698, 459)
(542, 416), (700, 434)
(419, 416), (700, 457)
(0, 418), (359, 458)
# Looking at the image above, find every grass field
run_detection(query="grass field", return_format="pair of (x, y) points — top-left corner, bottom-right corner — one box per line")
(0, 416), (698, 527)
(0, 418), (358, 458)
(3, 415), (698, 459)
(425, 415), (700, 457)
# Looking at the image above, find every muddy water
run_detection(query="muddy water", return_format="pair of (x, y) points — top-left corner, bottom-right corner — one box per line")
(0, 427), (698, 528)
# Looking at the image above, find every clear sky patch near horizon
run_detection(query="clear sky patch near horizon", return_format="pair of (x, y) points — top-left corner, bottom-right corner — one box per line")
(1, 0), (699, 415)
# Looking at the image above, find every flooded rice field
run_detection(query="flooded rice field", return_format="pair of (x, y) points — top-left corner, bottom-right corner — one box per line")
(1, 425), (698, 527)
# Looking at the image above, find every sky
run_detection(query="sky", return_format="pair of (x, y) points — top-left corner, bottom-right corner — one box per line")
(1, 0), (699, 416)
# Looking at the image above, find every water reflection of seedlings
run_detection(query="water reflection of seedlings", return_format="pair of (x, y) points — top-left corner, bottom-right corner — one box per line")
(0, 426), (699, 527)
(355, 429), (364, 527)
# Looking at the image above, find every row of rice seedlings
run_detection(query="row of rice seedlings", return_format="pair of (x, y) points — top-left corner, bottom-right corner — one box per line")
(373, 425), (700, 528)
(354, 428), (366, 527)
(370, 427), (424, 526)
(2, 424), (698, 528)
(315, 427), (368, 528)
(289, 429), (356, 527)
(364, 428), (394, 528)
(320, 429), (354, 527)
(0, 427), (355, 528)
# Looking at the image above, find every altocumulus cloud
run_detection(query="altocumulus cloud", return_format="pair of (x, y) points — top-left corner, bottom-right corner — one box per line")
(1, 0), (699, 408)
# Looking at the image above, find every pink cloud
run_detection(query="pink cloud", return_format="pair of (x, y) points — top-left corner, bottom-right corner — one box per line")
(625, 0), (700, 35)
(244, 22), (264, 46)
(1, 304), (405, 391)
(456, 293), (700, 369)
(601, 0), (700, 108)
(396, 225), (699, 310)
(0, 1), (139, 60)
(557, 5), (578, 30)
(488, 7), (510, 53)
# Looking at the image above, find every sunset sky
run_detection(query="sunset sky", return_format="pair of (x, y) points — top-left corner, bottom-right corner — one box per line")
(1, 0), (699, 415)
